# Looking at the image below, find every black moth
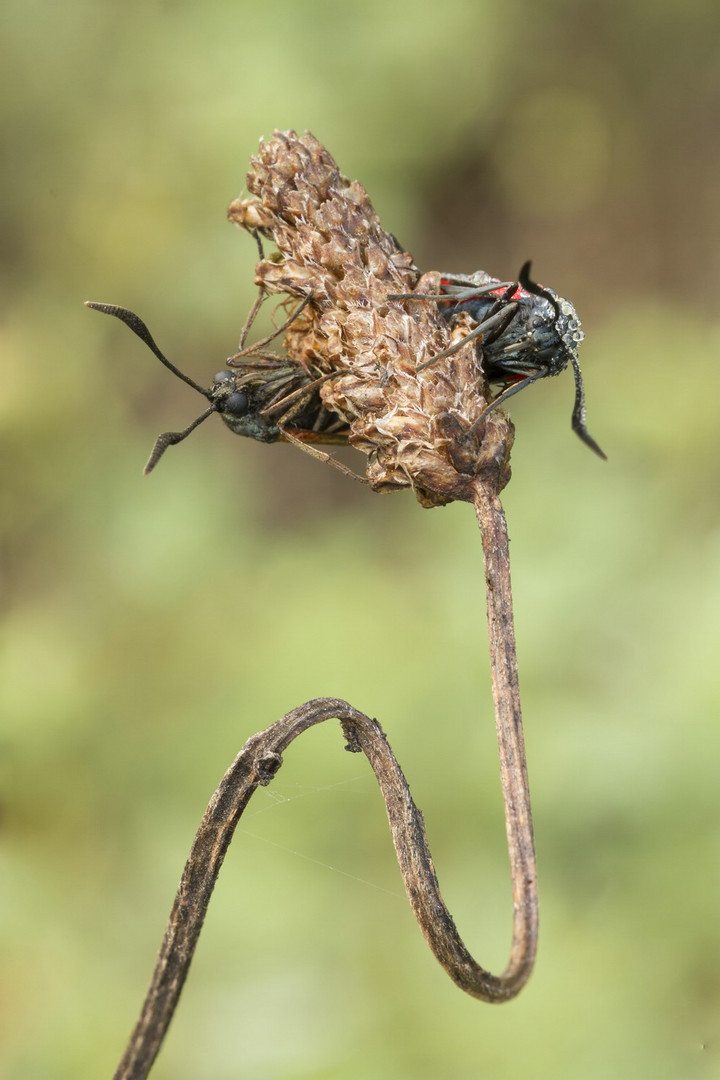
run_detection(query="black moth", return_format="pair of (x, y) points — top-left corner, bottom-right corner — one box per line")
(87, 262), (603, 474)
(390, 261), (606, 459)
(84, 297), (356, 478)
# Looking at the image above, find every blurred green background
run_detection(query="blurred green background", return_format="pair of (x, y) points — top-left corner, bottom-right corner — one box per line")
(2, 1), (720, 1077)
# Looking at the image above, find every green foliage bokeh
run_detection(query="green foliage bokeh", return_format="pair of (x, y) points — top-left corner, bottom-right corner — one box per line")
(2, 1), (720, 1077)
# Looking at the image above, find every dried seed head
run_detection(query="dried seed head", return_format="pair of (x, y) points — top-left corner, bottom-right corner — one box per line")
(228, 130), (514, 506)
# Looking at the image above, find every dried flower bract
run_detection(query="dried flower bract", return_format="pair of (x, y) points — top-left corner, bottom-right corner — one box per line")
(228, 130), (514, 507)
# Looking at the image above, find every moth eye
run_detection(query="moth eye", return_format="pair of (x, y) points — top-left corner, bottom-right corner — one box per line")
(224, 390), (249, 417)
(213, 370), (235, 386)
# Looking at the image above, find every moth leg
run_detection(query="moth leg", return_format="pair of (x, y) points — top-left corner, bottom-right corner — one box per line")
(278, 427), (367, 484)
(416, 303), (519, 371)
(237, 289), (266, 352)
(258, 370), (338, 421)
(465, 372), (546, 435)
(232, 294), (314, 362)
(388, 279), (514, 303)
(237, 231), (268, 350)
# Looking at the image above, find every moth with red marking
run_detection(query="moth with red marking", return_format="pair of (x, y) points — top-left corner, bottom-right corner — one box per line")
(390, 262), (606, 459)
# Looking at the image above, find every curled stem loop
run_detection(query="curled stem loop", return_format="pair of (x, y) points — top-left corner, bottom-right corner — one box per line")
(112, 485), (536, 1080)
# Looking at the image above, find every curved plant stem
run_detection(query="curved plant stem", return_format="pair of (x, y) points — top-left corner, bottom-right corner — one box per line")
(111, 488), (537, 1080)
(473, 479), (538, 991)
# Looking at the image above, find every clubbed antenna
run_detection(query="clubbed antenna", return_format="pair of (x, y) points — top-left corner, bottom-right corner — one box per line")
(516, 264), (606, 460)
(518, 260), (561, 320)
(568, 353), (607, 460)
(85, 302), (217, 473)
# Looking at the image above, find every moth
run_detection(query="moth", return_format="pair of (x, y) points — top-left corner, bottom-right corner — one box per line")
(85, 295), (358, 478)
(390, 261), (605, 459)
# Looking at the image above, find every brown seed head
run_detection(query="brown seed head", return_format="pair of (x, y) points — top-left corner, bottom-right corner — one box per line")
(228, 130), (514, 506)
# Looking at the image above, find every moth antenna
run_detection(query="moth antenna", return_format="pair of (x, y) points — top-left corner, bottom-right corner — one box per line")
(569, 353), (607, 460)
(86, 301), (220, 473)
(515, 268), (605, 459)
(466, 371), (546, 435)
(85, 302), (210, 398)
(517, 261), (562, 322)
(143, 407), (217, 475)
